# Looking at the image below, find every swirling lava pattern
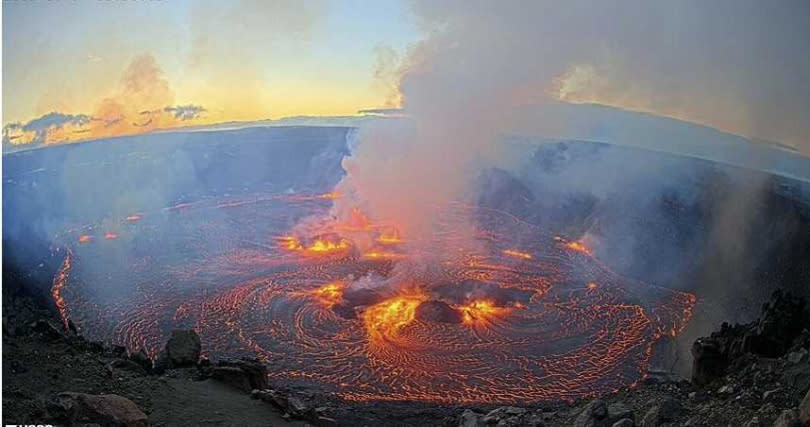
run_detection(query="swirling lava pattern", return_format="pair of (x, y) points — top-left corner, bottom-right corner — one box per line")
(52, 193), (695, 404)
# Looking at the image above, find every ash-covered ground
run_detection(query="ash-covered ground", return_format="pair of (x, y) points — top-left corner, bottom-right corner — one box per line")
(4, 125), (810, 426)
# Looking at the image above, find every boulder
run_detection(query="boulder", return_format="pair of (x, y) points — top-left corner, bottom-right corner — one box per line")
(459, 409), (485, 427)
(482, 406), (529, 426)
(607, 403), (634, 424)
(782, 363), (810, 398)
(164, 329), (201, 367)
(772, 409), (799, 427)
(56, 392), (148, 427)
(640, 397), (680, 427)
(211, 359), (268, 392)
(691, 338), (725, 385)
(612, 420), (634, 427)
(799, 388), (810, 425)
(574, 399), (608, 427)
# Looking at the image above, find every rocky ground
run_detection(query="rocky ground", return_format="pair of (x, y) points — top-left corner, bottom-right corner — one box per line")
(4, 267), (810, 427)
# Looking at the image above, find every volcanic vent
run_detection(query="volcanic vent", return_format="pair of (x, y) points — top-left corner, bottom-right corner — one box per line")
(51, 191), (694, 404)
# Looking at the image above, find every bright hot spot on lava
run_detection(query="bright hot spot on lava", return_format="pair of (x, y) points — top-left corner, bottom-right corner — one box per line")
(49, 191), (695, 404)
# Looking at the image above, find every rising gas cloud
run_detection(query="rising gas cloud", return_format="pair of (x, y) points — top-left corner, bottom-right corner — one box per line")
(332, 0), (809, 251)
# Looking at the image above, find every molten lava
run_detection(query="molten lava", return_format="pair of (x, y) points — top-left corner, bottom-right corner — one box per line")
(77, 234), (92, 243)
(457, 299), (506, 325)
(363, 293), (426, 342)
(278, 235), (350, 256)
(309, 282), (346, 308)
(51, 249), (73, 329)
(362, 251), (405, 260)
(502, 249), (532, 259)
(52, 192), (697, 404)
(105, 232), (119, 240)
(565, 242), (591, 255)
(376, 228), (402, 244)
(317, 191), (342, 200)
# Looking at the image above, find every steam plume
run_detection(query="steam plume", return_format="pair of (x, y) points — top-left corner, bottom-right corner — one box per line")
(335, 0), (809, 249)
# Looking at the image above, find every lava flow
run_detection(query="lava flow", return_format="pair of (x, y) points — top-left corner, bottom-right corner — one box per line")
(50, 191), (696, 404)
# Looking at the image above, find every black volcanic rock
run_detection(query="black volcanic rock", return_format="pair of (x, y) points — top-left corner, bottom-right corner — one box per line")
(415, 300), (462, 324)
(691, 290), (810, 385)
(164, 329), (202, 367)
(342, 288), (384, 308)
(211, 359), (268, 392)
(691, 338), (725, 386)
(55, 392), (148, 427)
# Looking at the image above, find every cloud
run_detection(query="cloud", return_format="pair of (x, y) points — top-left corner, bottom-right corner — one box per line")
(3, 54), (208, 149)
(164, 105), (207, 121)
(23, 112), (92, 133)
(2, 112), (92, 146)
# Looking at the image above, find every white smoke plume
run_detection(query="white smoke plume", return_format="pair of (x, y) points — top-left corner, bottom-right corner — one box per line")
(333, 0), (809, 247)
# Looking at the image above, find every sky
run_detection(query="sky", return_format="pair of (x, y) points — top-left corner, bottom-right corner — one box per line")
(2, 0), (809, 152)
(2, 0), (419, 145)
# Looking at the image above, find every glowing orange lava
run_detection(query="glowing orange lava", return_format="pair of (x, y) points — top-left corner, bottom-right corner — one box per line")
(105, 232), (119, 240)
(277, 235), (350, 255)
(362, 251), (405, 260)
(565, 241), (591, 255)
(50, 250), (73, 329)
(55, 193), (698, 405)
(309, 282), (346, 308)
(502, 249), (532, 259)
(457, 299), (506, 325)
(317, 191), (342, 200)
(307, 237), (350, 253)
(376, 228), (402, 244)
(363, 293), (426, 342)
(77, 234), (92, 243)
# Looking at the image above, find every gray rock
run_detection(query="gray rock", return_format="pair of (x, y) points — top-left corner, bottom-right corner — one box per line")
(286, 396), (308, 416)
(782, 363), (810, 398)
(640, 407), (660, 427)
(56, 392), (148, 427)
(742, 416), (761, 427)
(787, 349), (808, 364)
(772, 409), (799, 427)
(691, 338), (725, 385)
(574, 399), (608, 427)
(164, 329), (201, 366)
(800, 388), (810, 425)
(763, 388), (782, 401)
(718, 384), (735, 395)
(607, 403), (634, 424)
(106, 359), (147, 376)
(640, 398), (680, 427)
(211, 366), (254, 392)
(212, 358), (268, 392)
(459, 409), (485, 427)
(612, 419), (634, 427)
(483, 406), (527, 425)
